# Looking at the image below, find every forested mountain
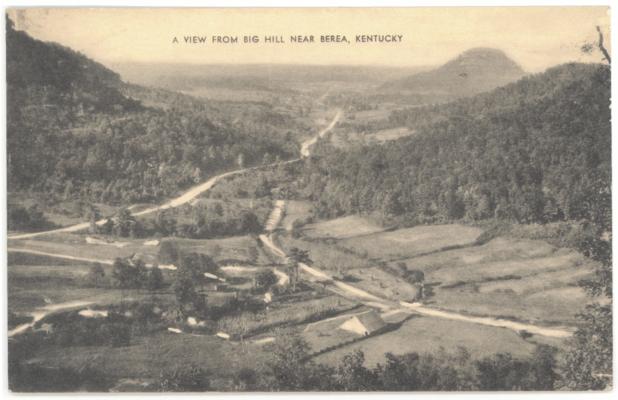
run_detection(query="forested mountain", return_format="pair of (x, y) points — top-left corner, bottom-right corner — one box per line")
(379, 48), (526, 104)
(7, 18), (297, 207)
(304, 63), (610, 229)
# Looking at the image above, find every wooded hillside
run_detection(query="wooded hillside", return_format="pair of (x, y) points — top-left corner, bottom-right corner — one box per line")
(304, 63), (611, 229)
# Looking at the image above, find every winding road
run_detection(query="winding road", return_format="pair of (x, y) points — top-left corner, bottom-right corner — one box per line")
(8, 111), (342, 241)
(8, 107), (573, 340)
(257, 202), (573, 339)
(9, 300), (95, 338)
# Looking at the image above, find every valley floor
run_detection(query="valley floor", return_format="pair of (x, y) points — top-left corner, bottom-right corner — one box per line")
(7, 107), (595, 391)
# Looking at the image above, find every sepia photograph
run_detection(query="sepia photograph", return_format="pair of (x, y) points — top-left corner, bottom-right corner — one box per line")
(3, 4), (613, 393)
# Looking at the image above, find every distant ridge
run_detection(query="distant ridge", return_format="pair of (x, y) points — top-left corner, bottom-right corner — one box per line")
(380, 47), (526, 103)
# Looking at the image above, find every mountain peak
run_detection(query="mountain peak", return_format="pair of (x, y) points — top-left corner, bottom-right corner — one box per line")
(380, 47), (526, 103)
(444, 47), (525, 74)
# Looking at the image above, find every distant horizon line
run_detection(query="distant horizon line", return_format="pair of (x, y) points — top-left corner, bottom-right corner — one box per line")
(106, 60), (436, 69)
(104, 59), (606, 75)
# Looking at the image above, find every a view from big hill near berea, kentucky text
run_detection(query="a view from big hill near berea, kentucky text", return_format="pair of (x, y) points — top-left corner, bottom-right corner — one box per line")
(6, 9), (612, 392)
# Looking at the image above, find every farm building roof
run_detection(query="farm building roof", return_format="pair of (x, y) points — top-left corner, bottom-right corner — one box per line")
(339, 310), (386, 336)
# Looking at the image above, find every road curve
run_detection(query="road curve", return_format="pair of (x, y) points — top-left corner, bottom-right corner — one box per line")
(300, 110), (342, 157)
(258, 202), (573, 339)
(8, 111), (342, 240)
(9, 300), (95, 338)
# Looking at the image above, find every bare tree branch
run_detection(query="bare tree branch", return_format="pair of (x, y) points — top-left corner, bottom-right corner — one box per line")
(596, 26), (611, 65)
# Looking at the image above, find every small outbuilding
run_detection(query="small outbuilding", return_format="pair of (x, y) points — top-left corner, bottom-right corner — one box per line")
(339, 310), (387, 336)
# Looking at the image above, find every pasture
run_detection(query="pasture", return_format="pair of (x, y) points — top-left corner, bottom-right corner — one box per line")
(314, 314), (555, 367)
(337, 224), (483, 260)
(290, 216), (592, 326)
(9, 233), (271, 267)
(280, 200), (313, 231)
(302, 215), (385, 240)
(366, 127), (415, 142)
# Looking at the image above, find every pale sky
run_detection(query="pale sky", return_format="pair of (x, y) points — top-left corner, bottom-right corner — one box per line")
(7, 7), (611, 72)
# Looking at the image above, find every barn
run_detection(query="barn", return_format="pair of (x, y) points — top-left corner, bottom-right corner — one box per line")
(339, 310), (387, 336)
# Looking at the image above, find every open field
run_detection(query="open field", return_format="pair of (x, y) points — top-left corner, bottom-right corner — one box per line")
(302, 215), (385, 240)
(392, 236), (594, 324)
(29, 330), (273, 387)
(331, 127), (416, 148)
(288, 216), (592, 326)
(349, 107), (394, 123)
(345, 267), (421, 302)
(314, 314), (558, 367)
(280, 200), (313, 231)
(11, 234), (158, 263)
(278, 234), (373, 273)
(8, 194), (123, 232)
(7, 253), (179, 313)
(217, 293), (360, 338)
(337, 224), (483, 260)
(9, 233), (272, 267)
(366, 127), (415, 142)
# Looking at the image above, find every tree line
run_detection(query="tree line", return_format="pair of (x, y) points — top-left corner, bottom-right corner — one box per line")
(302, 63), (610, 229)
(7, 17), (299, 212)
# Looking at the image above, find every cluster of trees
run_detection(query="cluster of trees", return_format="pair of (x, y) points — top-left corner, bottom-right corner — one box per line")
(238, 337), (559, 391)
(7, 18), (298, 209)
(296, 62), (612, 390)
(89, 204), (264, 239)
(149, 205), (263, 239)
(49, 313), (133, 348)
(562, 224), (612, 390)
(7, 204), (56, 231)
(110, 259), (165, 291)
(303, 63), (610, 227)
(258, 337), (557, 391)
(253, 269), (279, 293)
(158, 364), (211, 392)
(158, 243), (220, 318)
(82, 259), (165, 291)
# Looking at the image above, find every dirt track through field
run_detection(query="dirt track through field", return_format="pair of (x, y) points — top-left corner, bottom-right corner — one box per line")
(8, 107), (573, 340)
(258, 204), (573, 339)
(9, 300), (95, 338)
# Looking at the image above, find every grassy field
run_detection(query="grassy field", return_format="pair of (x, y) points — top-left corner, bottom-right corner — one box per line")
(10, 233), (272, 266)
(302, 215), (385, 240)
(345, 267), (420, 302)
(338, 224), (483, 261)
(30, 330), (273, 387)
(7, 258), (170, 313)
(8, 194), (122, 231)
(217, 293), (359, 338)
(366, 127), (415, 142)
(7, 249), (357, 390)
(314, 314), (554, 367)
(393, 236), (594, 324)
(288, 215), (591, 326)
(280, 200), (313, 231)
(278, 234), (373, 274)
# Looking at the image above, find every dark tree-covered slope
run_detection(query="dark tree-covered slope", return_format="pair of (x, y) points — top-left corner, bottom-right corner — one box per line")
(7, 18), (297, 206)
(304, 63), (610, 228)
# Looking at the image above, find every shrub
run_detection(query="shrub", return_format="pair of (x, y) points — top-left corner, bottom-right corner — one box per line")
(158, 364), (210, 392)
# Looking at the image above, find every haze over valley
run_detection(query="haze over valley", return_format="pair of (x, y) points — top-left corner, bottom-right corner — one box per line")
(6, 9), (612, 393)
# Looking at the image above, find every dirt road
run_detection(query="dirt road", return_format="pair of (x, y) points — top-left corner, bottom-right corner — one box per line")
(258, 202), (573, 339)
(300, 110), (342, 157)
(8, 112), (342, 240)
(9, 300), (95, 338)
